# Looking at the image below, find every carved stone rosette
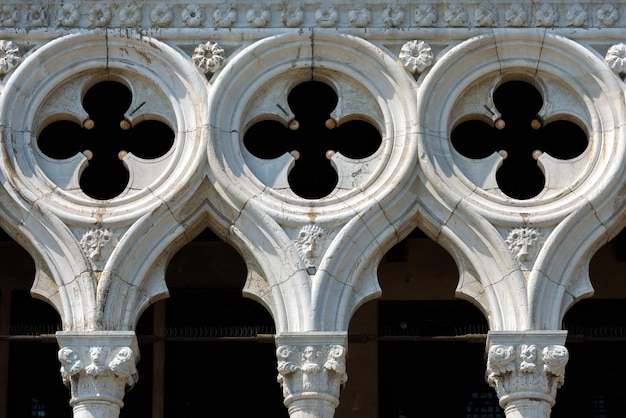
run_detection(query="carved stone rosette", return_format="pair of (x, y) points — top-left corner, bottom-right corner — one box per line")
(486, 331), (568, 418)
(276, 333), (347, 418)
(56, 332), (139, 418)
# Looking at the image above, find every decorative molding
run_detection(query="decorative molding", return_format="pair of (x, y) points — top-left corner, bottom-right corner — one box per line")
(150, 4), (174, 27)
(246, 5), (271, 28)
(474, 4), (496, 27)
(596, 3), (619, 27)
(213, 4), (237, 28)
(316, 6), (338, 28)
(0, 2), (621, 30)
(282, 5), (303, 27)
(88, 3), (113, 27)
(382, 4), (405, 28)
(182, 4), (205, 28)
(505, 3), (528, 27)
(536, 3), (559, 27)
(444, 4), (467, 27)
(57, 3), (80, 27)
(119, 3), (141, 27)
(0, 5), (19, 27)
(414, 4), (437, 26)
(566, 4), (588, 27)
(349, 8), (371, 28)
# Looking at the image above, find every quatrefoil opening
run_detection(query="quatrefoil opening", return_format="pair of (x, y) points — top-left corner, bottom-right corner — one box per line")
(451, 80), (588, 199)
(243, 81), (381, 199)
(38, 81), (174, 200)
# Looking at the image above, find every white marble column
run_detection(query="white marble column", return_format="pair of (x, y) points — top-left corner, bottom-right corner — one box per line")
(275, 332), (348, 418)
(486, 331), (569, 418)
(56, 331), (139, 418)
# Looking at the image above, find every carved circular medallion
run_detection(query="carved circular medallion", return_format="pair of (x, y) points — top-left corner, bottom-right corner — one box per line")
(0, 32), (207, 221)
(207, 31), (417, 218)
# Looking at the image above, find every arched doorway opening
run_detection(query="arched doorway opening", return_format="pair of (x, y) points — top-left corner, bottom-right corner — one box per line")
(551, 229), (626, 417)
(339, 229), (494, 418)
(0, 229), (69, 418)
(126, 228), (287, 417)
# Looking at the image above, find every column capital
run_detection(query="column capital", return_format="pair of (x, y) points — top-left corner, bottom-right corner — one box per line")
(486, 331), (568, 418)
(275, 332), (348, 418)
(56, 331), (139, 418)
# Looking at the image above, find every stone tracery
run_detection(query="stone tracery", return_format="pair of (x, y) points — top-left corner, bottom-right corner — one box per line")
(0, 5), (623, 418)
(37, 80), (174, 199)
(451, 80), (588, 199)
(243, 80), (381, 199)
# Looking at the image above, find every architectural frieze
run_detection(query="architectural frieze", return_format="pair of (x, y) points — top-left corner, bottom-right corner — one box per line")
(0, 2), (623, 30)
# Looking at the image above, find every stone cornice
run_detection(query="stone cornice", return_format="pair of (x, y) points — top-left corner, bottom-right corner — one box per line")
(0, 2), (625, 32)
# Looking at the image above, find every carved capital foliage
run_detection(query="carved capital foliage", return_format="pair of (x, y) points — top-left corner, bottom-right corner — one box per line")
(57, 332), (139, 409)
(486, 332), (568, 411)
(275, 333), (347, 416)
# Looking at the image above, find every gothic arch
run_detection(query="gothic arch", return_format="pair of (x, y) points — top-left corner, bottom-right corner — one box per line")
(206, 30), (419, 332)
(415, 30), (626, 330)
(0, 31), (210, 330)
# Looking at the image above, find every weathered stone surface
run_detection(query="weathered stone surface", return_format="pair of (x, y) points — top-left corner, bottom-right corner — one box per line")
(0, 1), (625, 416)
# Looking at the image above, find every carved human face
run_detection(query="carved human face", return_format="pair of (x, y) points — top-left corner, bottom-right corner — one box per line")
(89, 346), (105, 364)
(81, 229), (111, 261)
(299, 229), (322, 258)
(303, 346), (315, 360)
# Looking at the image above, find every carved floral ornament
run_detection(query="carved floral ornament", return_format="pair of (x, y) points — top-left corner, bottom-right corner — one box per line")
(192, 40), (226, 75)
(487, 343), (568, 406)
(182, 4), (204, 28)
(214, 5), (237, 28)
(0, 2), (619, 28)
(58, 345), (138, 393)
(444, 4), (467, 27)
(505, 227), (543, 264)
(382, 4), (405, 27)
(605, 43), (626, 78)
(316, 6), (338, 27)
(80, 228), (114, 269)
(276, 344), (348, 402)
(247, 5), (271, 28)
(0, 40), (20, 75)
(399, 40), (434, 75)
